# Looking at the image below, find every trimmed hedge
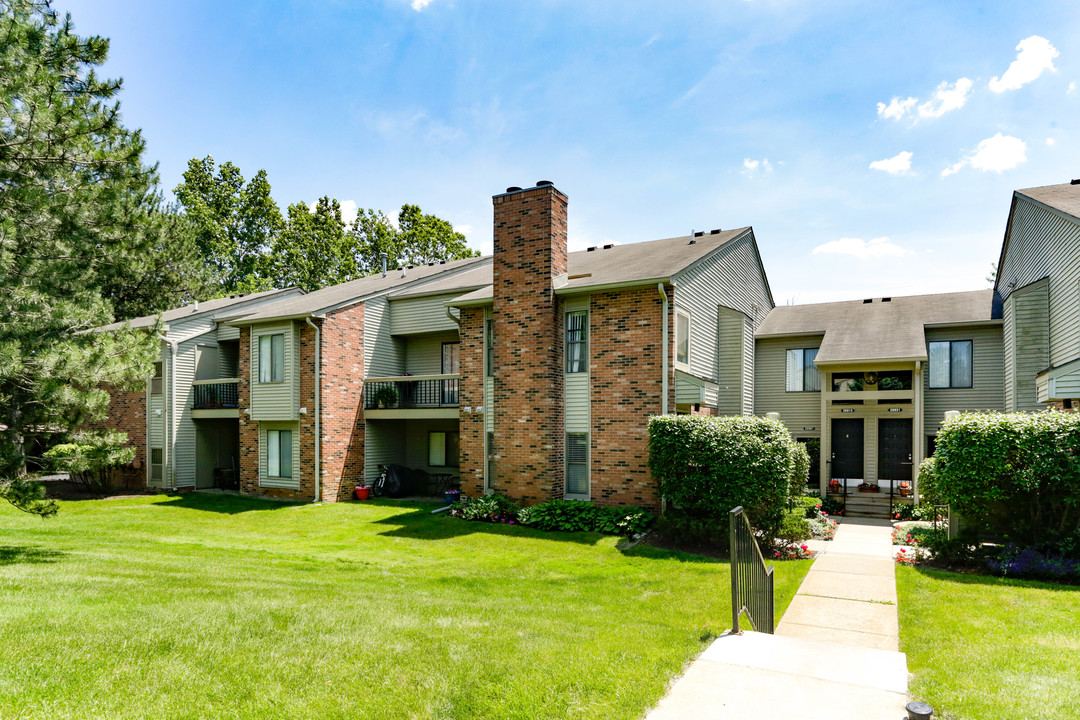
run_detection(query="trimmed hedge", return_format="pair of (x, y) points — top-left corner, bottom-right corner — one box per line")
(517, 500), (653, 536)
(934, 411), (1080, 546)
(648, 415), (806, 542)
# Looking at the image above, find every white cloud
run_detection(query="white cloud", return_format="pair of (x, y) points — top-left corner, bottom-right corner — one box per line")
(941, 133), (1027, 177)
(1047, 137), (1056, 146)
(869, 150), (913, 175)
(742, 158), (772, 174)
(917, 78), (973, 118)
(876, 97), (917, 121)
(989, 36), (1059, 93)
(811, 237), (911, 260)
(454, 224), (472, 237)
(1069, 82), (1077, 94)
(411, 0), (433, 10)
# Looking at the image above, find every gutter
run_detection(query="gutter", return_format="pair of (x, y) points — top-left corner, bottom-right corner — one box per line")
(157, 334), (179, 491)
(305, 316), (323, 503)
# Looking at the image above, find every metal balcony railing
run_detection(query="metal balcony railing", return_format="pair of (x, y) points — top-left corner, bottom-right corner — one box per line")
(192, 379), (239, 409)
(364, 374), (459, 409)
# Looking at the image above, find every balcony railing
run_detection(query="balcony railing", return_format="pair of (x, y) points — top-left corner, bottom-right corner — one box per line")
(192, 379), (239, 409)
(364, 374), (459, 409)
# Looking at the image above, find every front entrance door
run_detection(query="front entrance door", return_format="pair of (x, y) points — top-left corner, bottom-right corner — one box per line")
(831, 418), (864, 480)
(878, 418), (913, 482)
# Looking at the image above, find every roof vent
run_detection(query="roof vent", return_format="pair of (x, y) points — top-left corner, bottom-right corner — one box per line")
(863, 298), (873, 304)
(1072, 178), (1080, 185)
(505, 186), (522, 193)
(603, 243), (614, 250)
(536, 180), (553, 187)
(587, 246), (598, 252)
(688, 238), (697, 245)
(694, 231), (704, 237)
(710, 228), (721, 234)
(882, 297), (892, 302)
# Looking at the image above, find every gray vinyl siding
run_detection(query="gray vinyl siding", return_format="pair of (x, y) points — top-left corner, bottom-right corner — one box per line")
(923, 325), (1005, 434)
(674, 371), (704, 404)
(753, 335), (824, 432)
(365, 296), (405, 377)
(404, 419), (461, 473)
(389, 294), (461, 335)
(217, 324), (240, 341)
(564, 297), (590, 431)
(484, 376), (494, 432)
(715, 308), (743, 413)
(364, 421), (406, 485)
(149, 395), (164, 446)
(250, 321), (299, 420)
(218, 343), (239, 379)
(170, 335), (202, 487)
(258, 421), (301, 489)
(999, 195), (1080, 367)
(1005, 279), (1050, 412)
(671, 232), (772, 415)
(404, 332), (459, 375)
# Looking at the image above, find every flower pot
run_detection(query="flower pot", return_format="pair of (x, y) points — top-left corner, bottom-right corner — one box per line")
(858, 486), (880, 493)
(355, 486), (370, 501)
(444, 491), (460, 506)
(899, 487), (911, 497)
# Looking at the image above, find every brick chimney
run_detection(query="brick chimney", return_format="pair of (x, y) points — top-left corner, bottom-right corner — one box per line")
(491, 182), (568, 503)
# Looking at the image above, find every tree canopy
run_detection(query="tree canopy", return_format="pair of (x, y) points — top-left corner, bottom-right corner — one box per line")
(174, 157), (479, 293)
(0, 0), (171, 515)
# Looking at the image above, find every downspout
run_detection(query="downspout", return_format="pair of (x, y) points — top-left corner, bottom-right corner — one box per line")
(306, 316), (322, 503)
(657, 283), (669, 415)
(158, 335), (179, 491)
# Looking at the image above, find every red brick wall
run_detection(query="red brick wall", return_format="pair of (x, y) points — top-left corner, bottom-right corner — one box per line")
(89, 383), (147, 489)
(237, 326), (259, 496)
(458, 306), (487, 498)
(319, 303), (366, 501)
(689, 405), (718, 416)
(492, 185), (569, 504)
(588, 286), (673, 511)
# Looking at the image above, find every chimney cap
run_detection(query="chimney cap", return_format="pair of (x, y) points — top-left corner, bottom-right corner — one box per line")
(536, 180), (553, 187)
(505, 186), (522, 193)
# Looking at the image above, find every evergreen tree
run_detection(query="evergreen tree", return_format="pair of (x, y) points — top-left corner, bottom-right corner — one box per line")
(0, 0), (163, 515)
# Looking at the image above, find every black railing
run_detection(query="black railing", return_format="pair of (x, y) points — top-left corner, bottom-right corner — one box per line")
(364, 377), (459, 409)
(192, 380), (239, 409)
(730, 505), (774, 634)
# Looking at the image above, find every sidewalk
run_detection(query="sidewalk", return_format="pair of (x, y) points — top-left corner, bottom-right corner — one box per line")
(645, 517), (908, 720)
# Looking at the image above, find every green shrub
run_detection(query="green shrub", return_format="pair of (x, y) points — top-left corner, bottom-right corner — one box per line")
(777, 509), (811, 542)
(934, 411), (1080, 545)
(655, 512), (727, 548)
(892, 502), (941, 522)
(453, 494), (519, 523)
(516, 500), (653, 536)
(43, 430), (135, 492)
(789, 441), (810, 497)
(820, 496), (844, 515)
(915, 456), (940, 504)
(648, 415), (802, 540)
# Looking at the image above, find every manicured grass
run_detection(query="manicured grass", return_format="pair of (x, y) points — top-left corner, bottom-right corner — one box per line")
(897, 566), (1080, 720)
(0, 494), (810, 720)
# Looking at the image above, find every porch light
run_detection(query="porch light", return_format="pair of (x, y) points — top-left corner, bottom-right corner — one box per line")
(463, 406), (472, 413)
(299, 407), (308, 415)
(475, 406), (484, 413)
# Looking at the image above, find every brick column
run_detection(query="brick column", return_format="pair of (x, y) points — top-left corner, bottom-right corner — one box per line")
(492, 183), (568, 504)
(458, 306), (487, 498)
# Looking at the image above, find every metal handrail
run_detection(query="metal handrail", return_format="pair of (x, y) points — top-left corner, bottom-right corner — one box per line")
(729, 506), (775, 635)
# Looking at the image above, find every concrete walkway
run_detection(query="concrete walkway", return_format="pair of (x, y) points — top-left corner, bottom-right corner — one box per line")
(645, 517), (908, 720)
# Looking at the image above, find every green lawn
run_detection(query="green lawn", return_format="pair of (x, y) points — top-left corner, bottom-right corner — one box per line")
(897, 566), (1080, 720)
(0, 494), (809, 720)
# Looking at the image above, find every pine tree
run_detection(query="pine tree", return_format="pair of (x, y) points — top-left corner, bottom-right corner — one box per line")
(0, 0), (165, 515)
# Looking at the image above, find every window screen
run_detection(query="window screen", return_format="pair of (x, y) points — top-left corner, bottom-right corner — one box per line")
(566, 433), (589, 496)
(566, 311), (587, 373)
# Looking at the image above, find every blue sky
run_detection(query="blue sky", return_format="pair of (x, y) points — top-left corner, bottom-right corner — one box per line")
(57, 0), (1079, 304)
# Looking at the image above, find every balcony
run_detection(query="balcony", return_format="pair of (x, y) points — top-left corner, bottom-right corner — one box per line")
(192, 379), (239, 418)
(364, 375), (459, 416)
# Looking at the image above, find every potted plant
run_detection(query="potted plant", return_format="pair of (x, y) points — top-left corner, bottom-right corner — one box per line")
(898, 481), (911, 497)
(828, 479), (841, 494)
(372, 385), (398, 409)
(355, 485), (370, 501)
(857, 481), (880, 493)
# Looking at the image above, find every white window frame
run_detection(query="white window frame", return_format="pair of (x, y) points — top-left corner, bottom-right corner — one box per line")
(266, 428), (293, 479)
(786, 348), (820, 392)
(258, 333), (285, 384)
(565, 310), (588, 374)
(484, 317), (494, 377)
(565, 432), (590, 499)
(675, 308), (691, 368)
(928, 340), (973, 389)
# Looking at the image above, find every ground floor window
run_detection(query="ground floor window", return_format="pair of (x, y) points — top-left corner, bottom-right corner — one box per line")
(151, 447), (163, 481)
(566, 433), (589, 497)
(267, 429), (293, 478)
(485, 432), (495, 491)
(428, 431), (460, 467)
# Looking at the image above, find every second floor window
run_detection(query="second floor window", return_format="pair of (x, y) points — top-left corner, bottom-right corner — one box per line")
(929, 340), (973, 389)
(676, 310), (690, 366)
(566, 310), (587, 373)
(259, 333), (285, 383)
(786, 348), (820, 391)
